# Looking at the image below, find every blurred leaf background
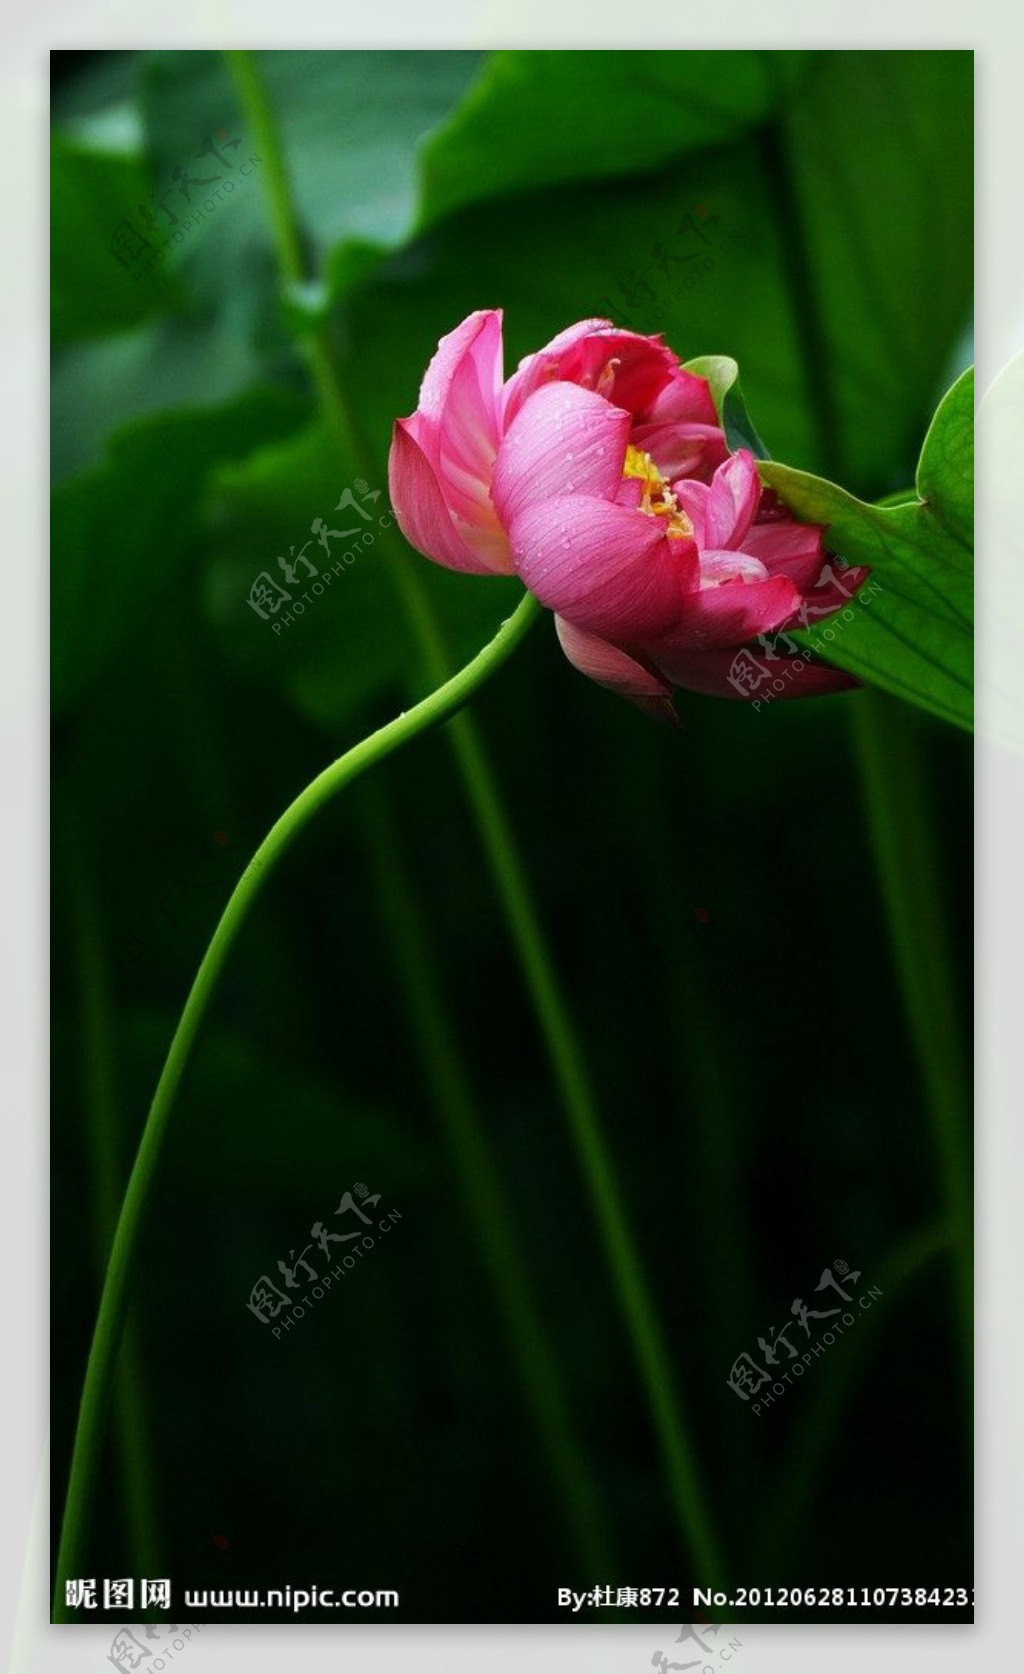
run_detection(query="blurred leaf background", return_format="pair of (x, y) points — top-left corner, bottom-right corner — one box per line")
(52, 49), (972, 1624)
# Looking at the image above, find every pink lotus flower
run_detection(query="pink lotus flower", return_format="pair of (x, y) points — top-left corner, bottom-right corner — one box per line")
(389, 311), (866, 718)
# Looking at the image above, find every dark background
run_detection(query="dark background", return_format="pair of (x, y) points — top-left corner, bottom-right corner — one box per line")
(52, 49), (973, 1626)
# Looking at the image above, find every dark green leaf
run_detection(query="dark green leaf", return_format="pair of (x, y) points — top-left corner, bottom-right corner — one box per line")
(773, 49), (972, 494)
(51, 133), (178, 342)
(340, 51), (972, 497)
(418, 50), (809, 225)
(202, 420), (522, 738)
(52, 386), (306, 711)
(140, 50), (484, 304)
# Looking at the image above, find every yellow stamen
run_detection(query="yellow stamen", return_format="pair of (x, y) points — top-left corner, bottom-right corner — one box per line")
(622, 444), (693, 537)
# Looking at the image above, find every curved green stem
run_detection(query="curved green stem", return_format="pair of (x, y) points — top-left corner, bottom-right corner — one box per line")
(222, 51), (476, 691)
(62, 809), (162, 1585)
(52, 590), (540, 1618)
(225, 49), (304, 284)
(225, 45), (725, 1585)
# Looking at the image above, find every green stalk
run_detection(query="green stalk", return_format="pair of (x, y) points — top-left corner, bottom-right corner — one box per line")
(851, 691), (973, 1395)
(52, 591), (540, 1618)
(442, 716), (725, 1582)
(762, 106), (971, 1408)
(224, 48), (726, 1582)
(63, 818), (162, 1586)
(630, 727), (757, 1503)
(358, 783), (614, 1574)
